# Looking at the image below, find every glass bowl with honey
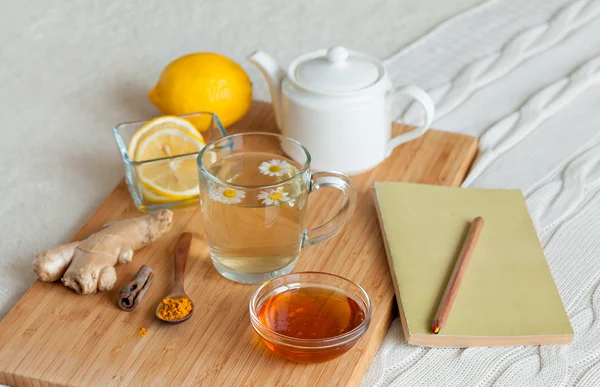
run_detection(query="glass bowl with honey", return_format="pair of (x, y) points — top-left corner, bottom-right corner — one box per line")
(249, 272), (372, 363)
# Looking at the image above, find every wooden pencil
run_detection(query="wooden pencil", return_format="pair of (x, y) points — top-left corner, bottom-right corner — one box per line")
(431, 216), (484, 334)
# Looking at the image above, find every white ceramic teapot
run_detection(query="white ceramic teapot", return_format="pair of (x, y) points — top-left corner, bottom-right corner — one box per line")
(248, 46), (435, 175)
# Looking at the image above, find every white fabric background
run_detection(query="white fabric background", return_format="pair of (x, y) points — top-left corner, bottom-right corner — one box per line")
(3, 0), (600, 386)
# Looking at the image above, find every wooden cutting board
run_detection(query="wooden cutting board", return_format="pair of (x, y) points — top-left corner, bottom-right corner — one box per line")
(0, 102), (478, 387)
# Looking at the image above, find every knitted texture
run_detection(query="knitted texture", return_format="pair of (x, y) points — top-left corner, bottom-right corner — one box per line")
(364, 0), (600, 385)
(402, 0), (600, 123)
(463, 56), (600, 187)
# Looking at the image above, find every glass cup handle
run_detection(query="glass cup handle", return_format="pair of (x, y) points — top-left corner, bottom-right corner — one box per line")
(302, 172), (357, 248)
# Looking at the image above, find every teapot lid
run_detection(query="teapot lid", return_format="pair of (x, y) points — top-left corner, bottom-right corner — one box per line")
(289, 46), (384, 94)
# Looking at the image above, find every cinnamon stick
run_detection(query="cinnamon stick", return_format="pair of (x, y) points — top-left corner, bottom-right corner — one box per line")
(118, 265), (154, 311)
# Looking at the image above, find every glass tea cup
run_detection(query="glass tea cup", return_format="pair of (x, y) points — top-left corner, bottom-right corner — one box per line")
(197, 132), (357, 284)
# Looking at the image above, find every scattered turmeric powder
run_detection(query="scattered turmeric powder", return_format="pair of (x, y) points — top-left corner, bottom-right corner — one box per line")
(137, 327), (148, 337)
(157, 296), (193, 320)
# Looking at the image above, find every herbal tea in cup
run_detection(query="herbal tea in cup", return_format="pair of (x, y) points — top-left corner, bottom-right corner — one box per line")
(197, 133), (357, 284)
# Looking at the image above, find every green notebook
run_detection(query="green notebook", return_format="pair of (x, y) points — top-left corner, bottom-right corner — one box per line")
(373, 182), (573, 347)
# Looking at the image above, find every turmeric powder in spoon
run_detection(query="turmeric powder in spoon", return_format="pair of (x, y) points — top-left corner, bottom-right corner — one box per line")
(157, 297), (193, 321)
(156, 233), (195, 324)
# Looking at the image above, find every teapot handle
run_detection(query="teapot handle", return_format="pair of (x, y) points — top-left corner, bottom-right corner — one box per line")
(386, 85), (435, 156)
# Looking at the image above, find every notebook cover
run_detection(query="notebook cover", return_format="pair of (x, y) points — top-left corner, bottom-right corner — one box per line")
(373, 182), (573, 347)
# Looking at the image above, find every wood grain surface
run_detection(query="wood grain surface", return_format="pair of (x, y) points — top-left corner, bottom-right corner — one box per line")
(0, 102), (478, 387)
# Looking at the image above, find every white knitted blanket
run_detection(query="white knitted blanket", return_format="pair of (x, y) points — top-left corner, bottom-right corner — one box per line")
(364, 0), (600, 385)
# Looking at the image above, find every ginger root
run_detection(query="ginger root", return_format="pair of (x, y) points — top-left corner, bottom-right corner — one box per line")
(33, 209), (173, 294)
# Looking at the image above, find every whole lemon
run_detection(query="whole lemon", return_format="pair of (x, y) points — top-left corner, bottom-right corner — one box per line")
(149, 53), (252, 129)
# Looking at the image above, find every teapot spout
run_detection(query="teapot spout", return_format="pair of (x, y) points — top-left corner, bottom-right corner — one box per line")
(247, 51), (286, 130)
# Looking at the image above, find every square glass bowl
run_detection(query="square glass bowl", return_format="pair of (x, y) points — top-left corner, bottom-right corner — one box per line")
(113, 112), (227, 212)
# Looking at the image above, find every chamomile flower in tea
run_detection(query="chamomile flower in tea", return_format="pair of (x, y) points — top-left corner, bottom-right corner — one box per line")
(259, 159), (292, 177)
(258, 188), (295, 207)
(211, 186), (246, 204)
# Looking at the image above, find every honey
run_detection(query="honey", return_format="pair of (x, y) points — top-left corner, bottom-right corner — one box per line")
(257, 285), (366, 363)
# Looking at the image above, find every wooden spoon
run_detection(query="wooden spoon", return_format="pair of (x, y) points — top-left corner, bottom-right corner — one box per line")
(156, 232), (194, 324)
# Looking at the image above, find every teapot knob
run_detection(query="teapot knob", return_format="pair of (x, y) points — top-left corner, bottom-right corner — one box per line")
(326, 46), (348, 63)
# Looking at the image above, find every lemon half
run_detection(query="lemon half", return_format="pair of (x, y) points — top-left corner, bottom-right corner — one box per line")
(135, 129), (205, 199)
(128, 116), (203, 160)
(128, 116), (207, 201)
(142, 186), (172, 203)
